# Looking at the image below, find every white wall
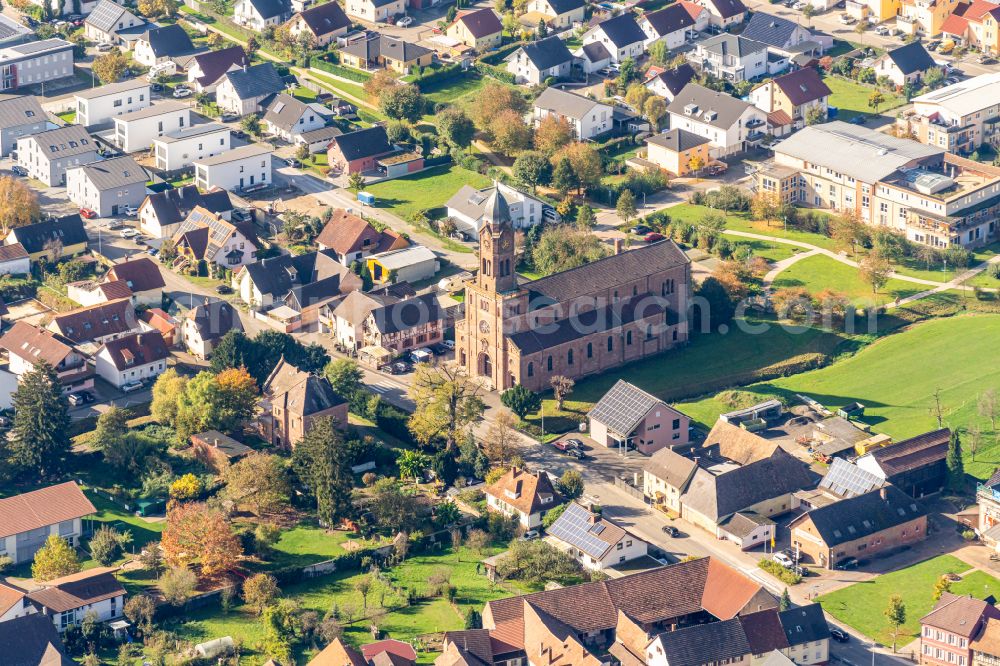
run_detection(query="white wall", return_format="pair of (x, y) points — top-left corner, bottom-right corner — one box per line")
(95, 351), (165, 388)
(75, 85), (151, 127)
(154, 128), (230, 171)
(114, 107), (190, 153)
(195, 153), (271, 193)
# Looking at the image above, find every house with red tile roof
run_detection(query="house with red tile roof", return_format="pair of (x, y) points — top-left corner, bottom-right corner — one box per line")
(316, 209), (408, 266)
(941, 0), (1000, 53)
(0, 482), (95, 564)
(106, 256), (166, 307)
(921, 593), (1000, 666)
(446, 8), (503, 51)
(26, 567), (126, 633)
(94, 330), (170, 389)
(0, 321), (95, 394)
(749, 67), (832, 129)
(485, 467), (564, 529)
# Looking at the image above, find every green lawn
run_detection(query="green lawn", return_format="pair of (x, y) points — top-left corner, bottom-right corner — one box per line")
(364, 164), (492, 220)
(260, 525), (362, 570)
(56, 109), (76, 124)
(771, 254), (925, 306)
(894, 243), (1000, 283)
(422, 73), (487, 105)
(825, 76), (904, 117)
(817, 555), (1000, 645)
(291, 85), (318, 102)
(308, 71), (371, 106)
(666, 204), (840, 251)
(678, 314), (1000, 478)
(731, 238), (802, 264)
(86, 489), (164, 551)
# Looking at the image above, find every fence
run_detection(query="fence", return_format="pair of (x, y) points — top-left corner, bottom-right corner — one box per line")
(614, 476), (647, 503)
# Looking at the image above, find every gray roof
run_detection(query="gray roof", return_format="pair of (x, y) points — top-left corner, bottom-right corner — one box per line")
(71, 155), (146, 190)
(86, 0), (143, 33)
(592, 12), (645, 48)
(779, 604), (830, 646)
(25, 125), (97, 159)
(742, 12), (803, 48)
(790, 485), (925, 547)
(155, 122), (229, 144)
(299, 125), (342, 143)
(884, 41), (936, 75)
(139, 23), (195, 57)
(667, 83), (755, 130)
(655, 618), (751, 666)
(246, 0), (289, 19)
(297, 0), (350, 36)
(772, 121), (942, 184)
(0, 14), (32, 42)
(2, 38), (72, 57)
(75, 78), (149, 100)
(643, 3), (698, 37)
(513, 35), (573, 70)
(698, 33), (767, 58)
(721, 511), (774, 538)
(534, 86), (609, 120)
(0, 95), (43, 129)
(263, 93), (310, 131)
(195, 142), (271, 166)
(223, 62), (284, 101)
(819, 458), (884, 499)
(116, 99), (188, 122)
(647, 128), (710, 152)
(704, 0), (747, 18)
(589, 379), (665, 436)
(580, 40), (611, 63)
(0, 613), (73, 666)
(644, 447), (698, 490)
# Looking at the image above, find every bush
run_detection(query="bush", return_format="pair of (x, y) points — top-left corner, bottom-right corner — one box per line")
(312, 58), (372, 82)
(412, 63), (465, 91)
(758, 559), (802, 585)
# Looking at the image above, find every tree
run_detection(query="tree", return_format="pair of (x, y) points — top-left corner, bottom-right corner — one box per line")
(207, 30), (224, 49)
(693, 276), (737, 330)
(174, 368), (258, 443)
(92, 49), (128, 84)
(10, 361), (70, 479)
(512, 151), (551, 193)
(170, 473), (202, 501)
(550, 157), (575, 195)
(933, 575), (953, 601)
(364, 69), (400, 101)
(500, 384), (541, 419)
(241, 113), (261, 137)
(397, 449), (431, 484)
(780, 588), (791, 611)
(158, 566), (197, 606)
(243, 573), (280, 615)
(617, 57), (637, 89)
(348, 172), (366, 192)
(472, 81), (527, 130)
(379, 85), (425, 122)
(923, 66), (945, 90)
(616, 189), (638, 223)
(0, 176), (40, 236)
(32, 535), (80, 581)
(558, 469), (583, 499)
(407, 364), (485, 451)
(324, 358), (364, 399)
(624, 83), (651, 112)
(550, 375), (575, 410)
(370, 478), (420, 532)
(979, 389), (998, 432)
(868, 90), (886, 114)
(138, 0), (177, 17)
(648, 39), (670, 66)
(222, 453), (290, 515)
(575, 203), (595, 230)
(89, 525), (131, 566)
(858, 252), (892, 298)
(644, 96), (668, 130)
(885, 595), (906, 652)
(292, 417), (354, 526)
(123, 595), (155, 635)
(438, 107), (475, 147)
(750, 192), (782, 224)
(494, 539), (584, 585)
(554, 142), (602, 194)
(687, 153), (705, 174)
(534, 114), (574, 154)
(532, 225), (609, 276)
(830, 212), (869, 256)
(161, 502), (242, 578)
(483, 411), (518, 466)
(490, 109), (532, 155)
(805, 105), (826, 125)
(947, 430), (964, 492)
(801, 3), (815, 24)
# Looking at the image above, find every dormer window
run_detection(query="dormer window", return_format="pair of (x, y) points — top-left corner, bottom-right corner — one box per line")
(540, 495), (553, 505)
(504, 488), (520, 499)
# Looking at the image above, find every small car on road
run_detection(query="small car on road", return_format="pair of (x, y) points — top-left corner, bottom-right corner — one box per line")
(11, 165), (27, 176)
(661, 525), (679, 537)
(830, 628), (850, 643)
(398, 15), (414, 26)
(79, 208), (98, 219)
(121, 380), (144, 393)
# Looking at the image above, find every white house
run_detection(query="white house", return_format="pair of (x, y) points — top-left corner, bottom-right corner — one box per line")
(234, 0), (292, 31)
(27, 568), (126, 633)
(74, 79), (151, 127)
(346, 0), (406, 23)
(0, 95), (48, 156)
(367, 245), (439, 285)
(532, 86), (614, 139)
(505, 35), (574, 85)
(666, 82), (767, 156)
(112, 101), (190, 154)
(692, 34), (769, 82)
(262, 93), (328, 142)
(152, 123), (230, 172)
(0, 482), (95, 564)
(94, 330), (169, 388)
(695, 0), (748, 27)
(138, 185), (233, 239)
(0, 321), (95, 395)
(17, 126), (100, 187)
(645, 63), (697, 102)
(84, 0), (145, 46)
(524, 0), (586, 28)
(181, 300), (243, 359)
(545, 502), (648, 571)
(194, 143), (272, 193)
(106, 256), (166, 307)
(186, 45), (248, 93)
(66, 155), (147, 217)
(873, 41), (937, 87)
(0, 243), (29, 276)
(640, 3), (703, 49)
(329, 290), (392, 351)
(133, 24), (195, 67)
(445, 182), (547, 239)
(215, 63), (286, 116)
(581, 13), (646, 64)
(485, 467), (564, 529)
(172, 206), (259, 269)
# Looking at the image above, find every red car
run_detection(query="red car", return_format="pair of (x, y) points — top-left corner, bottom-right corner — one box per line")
(79, 208), (98, 219)
(645, 232), (665, 243)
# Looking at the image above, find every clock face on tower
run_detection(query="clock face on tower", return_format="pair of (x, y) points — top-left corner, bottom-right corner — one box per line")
(479, 320), (490, 334)
(482, 235), (492, 250)
(501, 236), (512, 250)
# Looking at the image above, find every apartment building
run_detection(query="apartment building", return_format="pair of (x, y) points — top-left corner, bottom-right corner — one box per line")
(0, 39), (74, 93)
(112, 101), (189, 153)
(152, 123), (230, 171)
(667, 83), (768, 156)
(901, 73), (1000, 154)
(921, 594), (1000, 666)
(17, 125), (100, 186)
(0, 95), (47, 156)
(193, 143), (272, 193)
(66, 155), (147, 217)
(74, 79), (150, 127)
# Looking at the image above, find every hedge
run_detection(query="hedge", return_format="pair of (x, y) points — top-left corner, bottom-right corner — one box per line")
(479, 41), (525, 65)
(473, 61), (515, 84)
(312, 58), (372, 82)
(412, 63), (465, 91)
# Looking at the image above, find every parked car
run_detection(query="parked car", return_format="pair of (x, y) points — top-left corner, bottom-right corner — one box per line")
(392, 361), (411, 374)
(661, 525), (679, 537)
(121, 228), (139, 238)
(215, 284), (233, 294)
(520, 530), (539, 541)
(231, 129), (247, 139)
(552, 440), (573, 451)
(979, 55), (997, 64)
(837, 557), (860, 570)
(11, 165), (27, 176)
(96, 42), (113, 52)
(398, 15), (414, 26)
(79, 208), (98, 219)
(441, 339), (456, 350)
(874, 24), (889, 35)
(707, 163), (728, 176)
(564, 438), (583, 449)
(839, 13), (855, 24)
(566, 449), (585, 459)
(830, 628), (850, 643)
(644, 232), (665, 243)
(285, 158), (301, 168)
(172, 87), (192, 98)
(773, 552), (795, 568)
(67, 393), (86, 406)
(150, 83), (163, 93)
(123, 204), (139, 216)
(630, 224), (651, 235)
(121, 381), (144, 393)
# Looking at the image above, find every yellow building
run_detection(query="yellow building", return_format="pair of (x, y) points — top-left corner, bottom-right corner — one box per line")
(6, 215), (89, 264)
(446, 8), (503, 51)
(340, 34), (435, 74)
(644, 128), (712, 176)
(941, 0), (1000, 52)
(900, 0), (961, 37)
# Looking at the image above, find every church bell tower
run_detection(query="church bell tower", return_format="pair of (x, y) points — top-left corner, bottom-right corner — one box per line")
(477, 188), (517, 294)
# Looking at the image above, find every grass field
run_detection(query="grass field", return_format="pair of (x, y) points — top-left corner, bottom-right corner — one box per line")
(422, 73), (487, 105)
(771, 254), (925, 306)
(817, 555), (1000, 645)
(665, 204), (840, 251)
(825, 76), (904, 117)
(307, 71), (371, 106)
(678, 315), (1000, 477)
(364, 164), (492, 220)
(56, 109), (76, 123)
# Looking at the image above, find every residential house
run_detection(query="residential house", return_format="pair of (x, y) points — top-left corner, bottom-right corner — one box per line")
(94, 330), (169, 388)
(694, 0), (747, 27)
(446, 181), (547, 238)
(340, 34), (435, 73)
(171, 206), (259, 269)
(0, 39), (75, 93)
(719, 511), (776, 551)
(0, 482), (95, 564)
(6, 214), (88, 263)
(361, 291), (446, 357)
(28, 568), (125, 633)
(640, 3), (703, 49)
(216, 63), (286, 116)
(904, 72), (1000, 153)
(485, 467), (564, 528)
(644, 447), (698, 514)
(902, 0), (962, 38)
(644, 128), (713, 175)
(873, 41), (937, 87)
(74, 79), (150, 127)
(138, 185), (233, 238)
(856, 428), (950, 497)
(588, 380), (691, 455)
(645, 62), (697, 102)
(48, 298), (140, 346)
(779, 604), (831, 666)
(106, 256), (166, 307)
(346, 0), (405, 22)
(153, 123), (231, 172)
(295, 125), (343, 154)
(578, 40), (613, 74)
(262, 93), (328, 142)
(327, 125), (397, 175)
(65, 155), (147, 217)
(0, 612), (73, 663)
(329, 289), (398, 351)
(316, 208), (408, 264)
(191, 430), (253, 472)
(260, 357), (348, 447)
(972, 617), (1000, 666)
(789, 485), (927, 568)
(193, 143), (272, 193)
(234, 0), (292, 31)
(692, 34), (769, 82)
(140, 307), (177, 346)
(525, 0), (586, 27)
(742, 12), (819, 55)
(749, 67), (831, 128)
(0, 95), (47, 156)
(646, 617), (753, 666)
(186, 45), (248, 93)
(0, 243), (29, 275)
(16, 125), (100, 187)
(286, 0), (351, 47)
(546, 501), (648, 571)
(818, 457), (886, 502)
(505, 35), (574, 85)
(667, 83), (768, 156)
(366, 245), (438, 285)
(361, 640), (418, 666)
(84, 0), (145, 46)
(582, 13), (646, 64)
(532, 86), (614, 139)
(65, 279), (133, 307)
(921, 593), (1000, 666)
(0, 322), (93, 395)
(133, 24), (195, 67)
(182, 300), (242, 358)
(446, 8), (503, 51)
(308, 639), (368, 666)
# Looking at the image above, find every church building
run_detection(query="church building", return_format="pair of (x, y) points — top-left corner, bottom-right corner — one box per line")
(456, 190), (692, 392)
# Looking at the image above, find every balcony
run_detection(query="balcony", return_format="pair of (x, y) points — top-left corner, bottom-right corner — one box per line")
(745, 118), (764, 129)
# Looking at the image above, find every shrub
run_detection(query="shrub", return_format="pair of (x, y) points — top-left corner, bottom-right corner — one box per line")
(758, 559), (802, 585)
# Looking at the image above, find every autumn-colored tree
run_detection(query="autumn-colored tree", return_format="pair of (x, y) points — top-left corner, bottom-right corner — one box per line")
(472, 81), (527, 130)
(490, 109), (532, 155)
(868, 90), (886, 114)
(534, 114), (575, 154)
(749, 192), (782, 224)
(92, 49), (129, 84)
(222, 453), (290, 515)
(482, 411), (518, 466)
(169, 473), (203, 501)
(553, 142), (602, 195)
(31, 535), (80, 581)
(858, 252), (893, 299)
(624, 83), (651, 112)
(644, 96), (668, 130)
(550, 375), (575, 410)
(363, 69), (400, 102)
(161, 502), (242, 578)
(407, 364), (485, 451)
(215, 366), (259, 426)
(830, 211), (869, 256)
(687, 154), (705, 174)
(0, 176), (39, 236)
(151, 368), (187, 425)
(243, 573), (280, 615)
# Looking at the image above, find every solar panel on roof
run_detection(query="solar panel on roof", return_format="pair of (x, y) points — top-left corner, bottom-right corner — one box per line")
(819, 458), (882, 498)
(547, 503), (612, 559)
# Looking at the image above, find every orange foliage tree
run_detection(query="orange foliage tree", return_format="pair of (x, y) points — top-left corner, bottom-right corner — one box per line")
(161, 502), (242, 578)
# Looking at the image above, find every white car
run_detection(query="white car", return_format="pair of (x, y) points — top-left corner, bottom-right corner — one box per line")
(123, 205), (139, 216)
(120, 380), (144, 393)
(397, 15), (414, 26)
(121, 227), (139, 238)
(441, 340), (456, 350)
(172, 87), (192, 98)
(773, 552), (795, 568)
(96, 42), (113, 52)
(874, 25), (889, 34)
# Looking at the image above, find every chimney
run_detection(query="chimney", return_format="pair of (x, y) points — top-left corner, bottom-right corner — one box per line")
(213, 437), (219, 448)
(880, 486), (888, 500)
(614, 238), (623, 254)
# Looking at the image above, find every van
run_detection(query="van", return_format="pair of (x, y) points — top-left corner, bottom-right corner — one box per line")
(410, 348), (434, 364)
